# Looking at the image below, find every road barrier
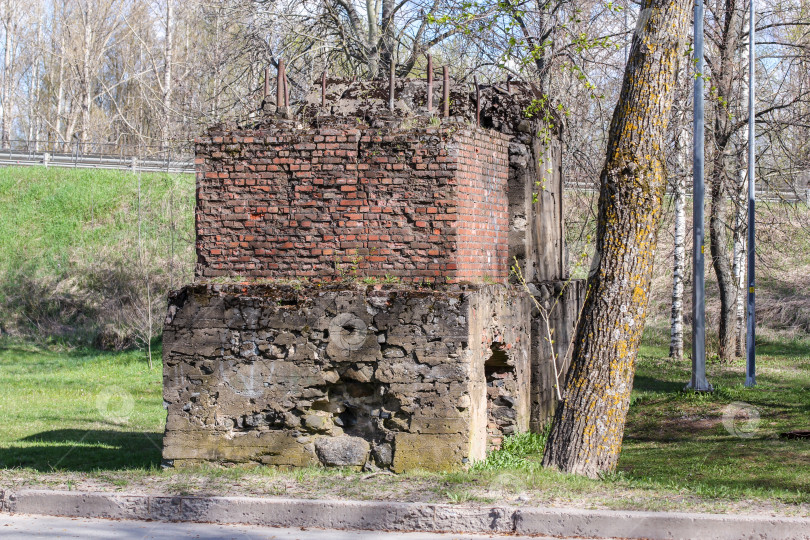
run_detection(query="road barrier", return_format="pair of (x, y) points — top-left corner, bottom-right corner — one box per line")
(0, 140), (194, 174)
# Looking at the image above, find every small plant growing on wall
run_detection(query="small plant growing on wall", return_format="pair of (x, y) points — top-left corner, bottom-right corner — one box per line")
(511, 257), (588, 402)
(334, 249), (365, 281)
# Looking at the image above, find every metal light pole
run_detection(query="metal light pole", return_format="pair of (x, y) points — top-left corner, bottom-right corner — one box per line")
(746, 0), (757, 387)
(688, 0), (712, 392)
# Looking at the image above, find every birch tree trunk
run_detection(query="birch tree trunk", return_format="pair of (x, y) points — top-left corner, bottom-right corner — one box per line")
(161, 0), (173, 151)
(541, 0), (691, 478)
(732, 168), (747, 356)
(670, 123), (688, 360)
(0, 1), (15, 149)
(733, 7), (752, 357)
(55, 32), (65, 146)
(80, 2), (93, 144)
(29, 11), (44, 151)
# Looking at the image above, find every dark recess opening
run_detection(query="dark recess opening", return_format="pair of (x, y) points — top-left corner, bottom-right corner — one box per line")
(484, 342), (518, 452)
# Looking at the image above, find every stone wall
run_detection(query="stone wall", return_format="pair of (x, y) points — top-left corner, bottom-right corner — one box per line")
(195, 121), (509, 284)
(162, 283), (530, 471)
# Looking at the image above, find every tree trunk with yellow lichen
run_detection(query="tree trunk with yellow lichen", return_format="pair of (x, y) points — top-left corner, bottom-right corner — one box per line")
(541, 0), (692, 478)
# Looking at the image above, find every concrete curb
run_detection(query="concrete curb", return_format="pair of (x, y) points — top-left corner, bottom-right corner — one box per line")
(1, 489), (808, 539)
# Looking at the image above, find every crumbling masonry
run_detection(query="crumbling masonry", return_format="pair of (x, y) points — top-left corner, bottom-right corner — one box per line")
(162, 78), (584, 471)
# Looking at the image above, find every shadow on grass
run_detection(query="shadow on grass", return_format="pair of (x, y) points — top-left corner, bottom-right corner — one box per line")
(0, 429), (162, 472)
(631, 374), (685, 393)
(619, 440), (810, 497)
(755, 337), (810, 358)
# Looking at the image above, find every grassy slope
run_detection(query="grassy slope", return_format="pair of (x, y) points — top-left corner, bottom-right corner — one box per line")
(0, 166), (192, 274)
(0, 166), (194, 343)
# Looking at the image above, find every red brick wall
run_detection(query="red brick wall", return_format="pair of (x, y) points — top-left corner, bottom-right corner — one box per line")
(452, 131), (510, 283)
(195, 121), (510, 284)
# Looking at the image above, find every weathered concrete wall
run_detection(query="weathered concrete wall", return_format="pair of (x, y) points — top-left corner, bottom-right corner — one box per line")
(475, 88), (566, 283)
(195, 120), (509, 284)
(468, 286), (532, 453)
(531, 138), (566, 281)
(162, 283), (530, 472)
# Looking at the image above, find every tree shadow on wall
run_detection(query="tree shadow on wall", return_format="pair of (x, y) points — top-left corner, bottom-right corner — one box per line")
(0, 429), (162, 472)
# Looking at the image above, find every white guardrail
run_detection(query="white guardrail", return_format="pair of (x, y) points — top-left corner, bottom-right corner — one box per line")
(0, 149), (195, 174)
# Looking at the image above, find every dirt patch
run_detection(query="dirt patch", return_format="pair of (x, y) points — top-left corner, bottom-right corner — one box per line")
(627, 410), (724, 441)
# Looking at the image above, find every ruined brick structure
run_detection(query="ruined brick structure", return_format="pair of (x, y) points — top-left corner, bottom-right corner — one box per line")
(196, 125), (510, 284)
(162, 78), (584, 471)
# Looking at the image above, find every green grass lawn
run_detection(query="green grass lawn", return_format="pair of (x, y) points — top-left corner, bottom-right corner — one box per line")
(0, 166), (195, 346)
(620, 336), (810, 503)
(0, 334), (807, 514)
(0, 340), (164, 472)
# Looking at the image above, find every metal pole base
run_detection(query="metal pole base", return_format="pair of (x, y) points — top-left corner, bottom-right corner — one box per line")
(684, 379), (714, 392)
(745, 376), (756, 388)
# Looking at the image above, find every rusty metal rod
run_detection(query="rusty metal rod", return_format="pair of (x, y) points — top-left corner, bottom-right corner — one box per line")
(264, 67), (270, 98)
(442, 66), (450, 117)
(321, 71), (326, 107)
(276, 59), (285, 107)
(474, 75), (480, 127)
(283, 70), (290, 107)
(426, 54), (433, 113)
(389, 62), (396, 111)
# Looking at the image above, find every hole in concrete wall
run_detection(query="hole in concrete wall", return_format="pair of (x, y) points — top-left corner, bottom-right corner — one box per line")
(485, 342), (518, 452)
(311, 382), (400, 443)
(337, 406), (358, 429)
(344, 381), (375, 398)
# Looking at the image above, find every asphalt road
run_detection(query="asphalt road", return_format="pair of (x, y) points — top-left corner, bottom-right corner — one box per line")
(0, 514), (602, 540)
